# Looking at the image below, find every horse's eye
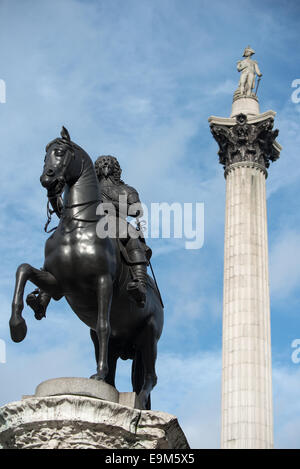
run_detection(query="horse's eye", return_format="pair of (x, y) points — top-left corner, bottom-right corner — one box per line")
(55, 149), (65, 157)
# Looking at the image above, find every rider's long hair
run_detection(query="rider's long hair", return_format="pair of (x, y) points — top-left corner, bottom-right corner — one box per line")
(94, 155), (124, 184)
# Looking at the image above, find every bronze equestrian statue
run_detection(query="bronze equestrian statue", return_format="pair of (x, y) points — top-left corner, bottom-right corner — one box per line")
(26, 155), (152, 316)
(9, 127), (164, 409)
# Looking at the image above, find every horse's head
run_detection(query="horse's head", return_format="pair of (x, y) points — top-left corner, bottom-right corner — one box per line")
(40, 127), (82, 197)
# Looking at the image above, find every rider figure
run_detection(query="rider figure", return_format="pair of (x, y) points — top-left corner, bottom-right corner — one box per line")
(95, 155), (149, 307)
(27, 155), (149, 317)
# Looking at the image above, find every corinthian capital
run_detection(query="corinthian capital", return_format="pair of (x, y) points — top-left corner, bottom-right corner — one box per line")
(210, 113), (280, 172)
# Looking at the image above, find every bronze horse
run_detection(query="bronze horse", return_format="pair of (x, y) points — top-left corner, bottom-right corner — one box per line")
(9, 128), (164, 409)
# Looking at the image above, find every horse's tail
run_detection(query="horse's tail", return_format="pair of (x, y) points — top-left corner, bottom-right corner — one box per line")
(131, 350), (151, 410)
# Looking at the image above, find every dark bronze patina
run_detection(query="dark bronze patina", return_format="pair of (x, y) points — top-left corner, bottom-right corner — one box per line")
(95, 155), (150, 307)
(9, 127), (164, 409)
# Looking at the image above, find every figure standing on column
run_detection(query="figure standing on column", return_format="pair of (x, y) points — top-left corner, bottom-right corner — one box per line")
(237, 46), (262, 96)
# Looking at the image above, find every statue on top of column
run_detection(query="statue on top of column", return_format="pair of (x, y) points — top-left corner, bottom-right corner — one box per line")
(236, 46), (262, 97)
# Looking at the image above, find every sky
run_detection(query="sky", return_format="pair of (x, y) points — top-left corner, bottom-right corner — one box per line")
(0, 0), (300, 449)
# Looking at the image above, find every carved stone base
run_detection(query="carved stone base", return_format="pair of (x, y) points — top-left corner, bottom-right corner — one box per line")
(231, 95), (260, 118)
(0, 380), (189, 449)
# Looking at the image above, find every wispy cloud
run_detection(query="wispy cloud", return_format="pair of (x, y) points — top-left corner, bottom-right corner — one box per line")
(0, 0), (299, 449)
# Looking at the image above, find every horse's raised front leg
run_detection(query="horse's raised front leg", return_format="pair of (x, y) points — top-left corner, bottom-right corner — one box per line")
(10, 263), (63, 343)
(90, 274), (113, 381)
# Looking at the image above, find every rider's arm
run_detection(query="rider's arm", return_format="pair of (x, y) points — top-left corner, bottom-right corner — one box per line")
(127, 190), (143, 218)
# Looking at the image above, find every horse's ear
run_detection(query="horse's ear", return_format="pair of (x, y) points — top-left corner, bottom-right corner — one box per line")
(61, 126), (71, 142)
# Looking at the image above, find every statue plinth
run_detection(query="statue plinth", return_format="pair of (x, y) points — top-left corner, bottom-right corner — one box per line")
(0, 378), (189, 449)
(231, 91), (260, 118)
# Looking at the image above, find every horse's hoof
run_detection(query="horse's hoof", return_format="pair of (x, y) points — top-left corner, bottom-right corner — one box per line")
(89, 373), (105, 381)
(9, 317), (27, 343)
(26, 293), (46, 320)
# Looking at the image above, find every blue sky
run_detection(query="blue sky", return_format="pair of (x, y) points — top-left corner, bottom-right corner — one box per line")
(0, 0), (300, 448)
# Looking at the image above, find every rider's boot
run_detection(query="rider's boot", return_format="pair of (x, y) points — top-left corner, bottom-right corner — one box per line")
(26, 289), (51, 320)
(127, 262), (147, 307)
(126, 242), (148, 307)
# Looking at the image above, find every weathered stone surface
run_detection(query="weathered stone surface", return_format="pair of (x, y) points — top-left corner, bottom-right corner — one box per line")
(118, 392), (143, 410)
(34, 377), (143, 410)
(231, 94), (259, 118)
(35, 377), (119, 403)
(0, 395), (189, 449)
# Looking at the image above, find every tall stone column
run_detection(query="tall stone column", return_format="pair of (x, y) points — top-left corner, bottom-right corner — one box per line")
(208, 108), (281, 448)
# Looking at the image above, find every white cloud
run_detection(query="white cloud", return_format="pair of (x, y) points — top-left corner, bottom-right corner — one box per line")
(210, 79), (236, 96)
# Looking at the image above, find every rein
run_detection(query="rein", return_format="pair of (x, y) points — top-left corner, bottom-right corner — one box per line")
(44, 199), (58, 233)
(44, 199), (100, 233)
(63, 199), (100, 224)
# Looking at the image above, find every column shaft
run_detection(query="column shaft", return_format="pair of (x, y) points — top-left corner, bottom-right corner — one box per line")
(221, 163), (273, 449)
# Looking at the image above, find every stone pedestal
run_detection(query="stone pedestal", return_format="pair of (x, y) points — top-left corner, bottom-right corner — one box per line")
(0, 378), (189, 449)
(231, 92), (259, 118)
(209, 108), (281, 449)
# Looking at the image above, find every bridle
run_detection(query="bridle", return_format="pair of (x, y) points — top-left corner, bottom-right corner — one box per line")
(44, 148), (99, 233)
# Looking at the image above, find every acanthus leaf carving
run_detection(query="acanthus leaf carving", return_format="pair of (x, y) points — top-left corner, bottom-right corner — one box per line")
(210, 113), (280, 171)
